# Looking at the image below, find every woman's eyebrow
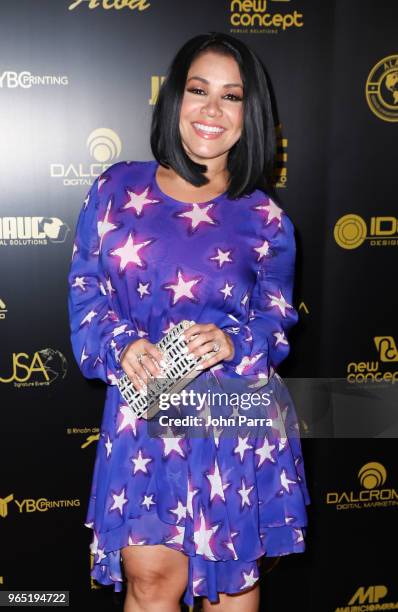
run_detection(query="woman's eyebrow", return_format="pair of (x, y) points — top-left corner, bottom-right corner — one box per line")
(187, 76), (243, 89)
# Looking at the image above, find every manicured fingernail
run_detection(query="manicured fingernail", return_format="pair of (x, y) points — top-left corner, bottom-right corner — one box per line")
(181, 346), (189, 354)
(195, 364), (203, 370)
(187, 352), (196, 360)
(160, 359), (167, 367)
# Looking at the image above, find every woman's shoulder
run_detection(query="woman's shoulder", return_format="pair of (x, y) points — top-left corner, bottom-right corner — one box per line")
(238, 187), (295, 234)
(96, 159), (155, 188)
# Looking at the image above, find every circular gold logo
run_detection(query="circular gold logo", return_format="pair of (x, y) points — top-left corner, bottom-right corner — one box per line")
(334, 214), (367, 249)
(358, 462), (387, 490)
(366, 55), (398, 122)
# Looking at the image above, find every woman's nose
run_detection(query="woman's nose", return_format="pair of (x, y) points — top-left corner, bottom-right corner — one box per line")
(201, 97), (222, 117)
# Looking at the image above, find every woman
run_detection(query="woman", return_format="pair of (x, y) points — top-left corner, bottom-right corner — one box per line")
(68, 31), (310, 612)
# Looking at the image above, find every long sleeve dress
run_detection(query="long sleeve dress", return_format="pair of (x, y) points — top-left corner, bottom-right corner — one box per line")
(67, 159), (311, 606)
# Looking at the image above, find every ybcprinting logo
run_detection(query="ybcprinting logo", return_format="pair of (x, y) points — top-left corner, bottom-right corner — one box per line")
(0, 494), (80, 516)
(0, 71), (68, 89)
(334, 213), (398, 248)
(326, 462), (398, 510)
(0, 217), (70, 246)
(366, 54), (398, 122)
(50, 127), (122, 186)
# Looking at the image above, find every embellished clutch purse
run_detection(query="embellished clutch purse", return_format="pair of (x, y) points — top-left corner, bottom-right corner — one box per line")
(116, 320), (216, 420)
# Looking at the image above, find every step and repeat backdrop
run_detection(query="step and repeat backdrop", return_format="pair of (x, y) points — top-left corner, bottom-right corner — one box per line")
(1, 1), (397, 610)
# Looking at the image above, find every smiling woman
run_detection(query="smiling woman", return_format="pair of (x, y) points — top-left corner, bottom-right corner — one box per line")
(68, 30), (310, 612)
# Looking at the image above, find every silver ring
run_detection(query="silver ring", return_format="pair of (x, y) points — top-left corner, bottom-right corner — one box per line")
(212, 342), (221, 353)
(136, 352), (146, 363)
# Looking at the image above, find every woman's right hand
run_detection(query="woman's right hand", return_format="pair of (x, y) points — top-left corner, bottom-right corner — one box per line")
(120, 339), (167, 394)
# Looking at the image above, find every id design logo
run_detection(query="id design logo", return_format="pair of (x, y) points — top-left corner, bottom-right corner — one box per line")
(334, 213), (398, 249)
(336, 585), (398, 612)
(366, 55), (398, 122)
(326, 462), (398, 511)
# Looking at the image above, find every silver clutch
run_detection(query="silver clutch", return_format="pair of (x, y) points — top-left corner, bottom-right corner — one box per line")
(116, 319), (215, 420)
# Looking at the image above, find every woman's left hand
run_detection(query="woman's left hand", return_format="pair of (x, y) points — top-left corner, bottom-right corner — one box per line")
(183, 323), (235, 370)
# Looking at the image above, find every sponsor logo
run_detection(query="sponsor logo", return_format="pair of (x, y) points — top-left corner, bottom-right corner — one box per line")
(346, 337), (398, 384)
(0, 299), (7, 320)
(229, 0), (304, 34)
(68, 0), (150, 11)
(0, 494), (80, 517)
(366, 55), (398, 123)
(50, 128), (122, 186)
(0, 217), (70, 246)
(0, 349), (68, 387)
(336, 585), (398, 612)
(334, 214), (398, 249)
(0, 71), (68, 89)
(326, 462), (398, 511)
(66, 427), (100, 449)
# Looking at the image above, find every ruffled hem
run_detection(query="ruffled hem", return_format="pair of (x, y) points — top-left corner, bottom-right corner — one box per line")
(87, 520), (307, 606)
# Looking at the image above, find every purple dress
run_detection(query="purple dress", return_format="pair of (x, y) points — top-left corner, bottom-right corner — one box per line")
(67, 160), (311, 606)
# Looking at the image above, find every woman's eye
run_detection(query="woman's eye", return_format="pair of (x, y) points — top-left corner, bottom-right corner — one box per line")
(187, 88), (242, 102)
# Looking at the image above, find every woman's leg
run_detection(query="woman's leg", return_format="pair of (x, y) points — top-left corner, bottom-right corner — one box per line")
(121, 543), (189, 612)
(202, 584), (260, 612)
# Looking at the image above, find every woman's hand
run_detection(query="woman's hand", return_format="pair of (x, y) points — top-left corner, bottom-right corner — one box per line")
(120, 339), (166, 393)
(183, 323), (235, 371)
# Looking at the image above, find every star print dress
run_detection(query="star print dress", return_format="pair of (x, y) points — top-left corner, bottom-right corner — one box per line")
(67, 160), (311, 606)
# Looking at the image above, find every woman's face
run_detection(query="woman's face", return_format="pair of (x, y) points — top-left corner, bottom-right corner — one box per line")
(179, 50), (244, 165)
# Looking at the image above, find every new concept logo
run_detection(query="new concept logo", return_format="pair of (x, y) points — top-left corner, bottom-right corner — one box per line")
(0, 217), (70, 246)
(68, 0), (150, 11)
(334, 213), (398, 249)
(326, 462), (398, 511)
(0, 349), (68, 388)
(50, 128), (122, 186)
(229, 0), (304, 34)
(366, 55), (398, 123)
(336, 585), (398, 612)
(346, 336), (398, 384)
(0, 493), (80, 517)
(0, 71), (68, 89)
(0, 299), (7, 320)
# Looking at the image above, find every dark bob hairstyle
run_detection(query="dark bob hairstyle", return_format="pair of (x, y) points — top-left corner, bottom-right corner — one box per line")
(150, 31), (277, 200)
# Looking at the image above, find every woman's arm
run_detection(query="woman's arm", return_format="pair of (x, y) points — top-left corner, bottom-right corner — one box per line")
(223, 211), (299, 381)
(67, 175), (140, 384)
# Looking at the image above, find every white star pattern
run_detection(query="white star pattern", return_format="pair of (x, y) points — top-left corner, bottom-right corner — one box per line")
(280, 468), (297, 494)
(117, 404), (138, 437)
(109, 487), (128, 515)
(170, 500), (186, 523)
(110, 233), (153, 273)
(104, 434), (112, 458)
(240, 568), (258, 590)
(164, 269), (202, 305)
(255, 437), (276, 468)
(72, 276), (87, 291)
(97, 198), (117, 251)
(162, 436), (185, 458)
(210, 248), (233, 268)
(166, 525), (185, 546)
(131, 449), (152, 475)
(176, 203), (217, 230)
(137, 281), (150, 298)
(274, 330), (288, 346)
(80, 309), (97, 326)
(141, 494), (156, 510)
(187, 480), (198, 519)
(122, 186), (160, 215)
(234, 435), (253, 462)
(193, 508), (219, 560)
(267, 289), (293, 317)
(237, 478), (254, 508)
(219, 281), (234, 300)
(254, 197), (283, 229)
(80, 346), (89, 365)
(253, 239), (270, 262)
(206, 459), (230, 502)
